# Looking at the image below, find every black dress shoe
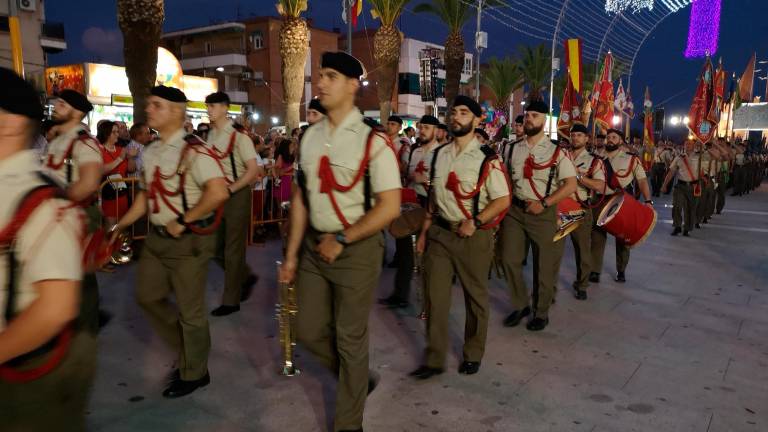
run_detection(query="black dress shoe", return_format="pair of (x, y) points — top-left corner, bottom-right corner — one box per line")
(408, 365), (444, 380)
(671, 227), (681, 236)
(695, 223), (701, 229)
(526, 316), (549, 331)
(574, 289), (587, 300)
(503, 306), (530, 327)
(458, 361), (480, 375)
(162, 373), (210, 398)
(588, 272), (600, 283)
(240, 274), (258, 302)
(368, 371), (380, 395)
(615, 272), (626, 283)
(211, 305), (240, 316)
(683, 230), (690, 237)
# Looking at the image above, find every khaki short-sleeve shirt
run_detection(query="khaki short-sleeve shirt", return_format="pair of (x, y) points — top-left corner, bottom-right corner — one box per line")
(407, 142), (439, 197)
(604, 150), (647, 193)
(572, 150), (606, 201)
(507, 135), (576, 201)
(299, 110), (402, 233)
(669, 154), (701, 182)
(207, 121), (257, 182)
(0, 151), (84, 331)
(45, 125), (102, 185)
(142, 129), (225, 226)
(432, 139), (510, 222)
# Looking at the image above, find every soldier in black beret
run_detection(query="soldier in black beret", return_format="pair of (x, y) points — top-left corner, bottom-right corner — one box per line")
(0, 67), (97, 431)
(307, 98), (326, 124)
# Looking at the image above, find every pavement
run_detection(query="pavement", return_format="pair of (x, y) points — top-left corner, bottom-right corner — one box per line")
(89, 184), (768, 432)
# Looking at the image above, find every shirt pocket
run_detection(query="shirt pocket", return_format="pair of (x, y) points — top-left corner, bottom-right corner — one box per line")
(328, 155), (360, 186)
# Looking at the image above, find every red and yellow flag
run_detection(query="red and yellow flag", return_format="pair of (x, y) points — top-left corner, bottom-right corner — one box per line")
(352, 0), (362, 27)
(557, 69), (582, 140)
(593, 51), (614, 133)
(564, 39), (582, 95)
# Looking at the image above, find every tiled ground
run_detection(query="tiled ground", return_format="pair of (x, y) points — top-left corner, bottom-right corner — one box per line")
(89, 184), (768, 432)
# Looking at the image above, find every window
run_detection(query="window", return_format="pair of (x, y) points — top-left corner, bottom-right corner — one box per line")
(463, 57), (473, 75)
(250, 31), (264, 50)
(398, 73), (420, 96)
(205, 41), (213, 55)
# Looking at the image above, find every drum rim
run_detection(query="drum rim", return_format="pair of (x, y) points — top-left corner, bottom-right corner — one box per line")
(625, 208), (658, 248)
(596, 193), (624, 227)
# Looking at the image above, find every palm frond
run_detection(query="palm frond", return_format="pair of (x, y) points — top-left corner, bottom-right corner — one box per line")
(369, 0), (412, 26)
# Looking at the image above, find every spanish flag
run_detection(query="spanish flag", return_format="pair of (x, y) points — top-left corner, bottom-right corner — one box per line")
(564, 39), (582, 95)
(352, 0), (363, 28)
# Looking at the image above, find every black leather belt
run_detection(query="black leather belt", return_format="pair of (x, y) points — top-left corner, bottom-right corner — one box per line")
(434, 216), (460, 232)
(152, 215), (216, 238)
(677, 180), (698, 185)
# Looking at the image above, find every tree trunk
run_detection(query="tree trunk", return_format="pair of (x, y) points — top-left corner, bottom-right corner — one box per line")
(443, 31), (465, 123)
(280, 17), (309, 131)
(374, 24), (401, 121)
(117, 0), (164, 125)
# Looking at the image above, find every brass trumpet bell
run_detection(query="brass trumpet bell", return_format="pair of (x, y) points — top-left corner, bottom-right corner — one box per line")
(110, 232), (133, 265)
(553, 213), (585, 242)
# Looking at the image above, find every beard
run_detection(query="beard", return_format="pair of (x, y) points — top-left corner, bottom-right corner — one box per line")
(524, 123), (543, 137)
(605, 144), (619, 152)
(419, 131), (436, 143)
(451, 120), (474, 138)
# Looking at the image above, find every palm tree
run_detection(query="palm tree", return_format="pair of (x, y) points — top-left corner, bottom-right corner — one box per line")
(117, 0), (164, 124)
(481, 56), (524, 111)
(370, 0), (411, 121)
(517, 44), (551, 101)
(277, 0), (309, 131)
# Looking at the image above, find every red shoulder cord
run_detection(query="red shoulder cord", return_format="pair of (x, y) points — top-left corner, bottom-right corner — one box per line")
(613, 155), (638, 179)
(524, 146), (561, 200)
(147, 144), (224, 235)
(444, 156), (509, 229)
(0, 187), (79, 383)
(573, 156), (608, 209)
(46, 134), (99, 170)
(207, 131), (239, 184)
(316, 131), (386, 229)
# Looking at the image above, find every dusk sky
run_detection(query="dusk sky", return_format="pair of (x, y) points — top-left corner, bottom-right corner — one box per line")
(47, 0), (768, 128)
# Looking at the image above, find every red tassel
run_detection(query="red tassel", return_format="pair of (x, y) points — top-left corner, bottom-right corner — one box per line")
(524, 157), (534, 179)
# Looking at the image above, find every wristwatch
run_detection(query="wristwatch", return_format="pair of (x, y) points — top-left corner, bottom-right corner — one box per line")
(644, 199), (654, 205)
(335, 232), (348, 246)
(176, 214), (188, 231)
(473, 217), (483, 228)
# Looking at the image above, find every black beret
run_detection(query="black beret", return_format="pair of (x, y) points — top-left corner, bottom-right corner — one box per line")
(606, 128), (624, 139)
(596, 133), (607, 139)
(308, 98), (326, 115)
(525, 99), (549, 114)
(321, 51), (364, 79)
(151, 85), (187, 103)
(388, 115), (403, 124)
(474, 128), (489, 141)
(59, 89), (93, 113)
(419, 115), (440, 126)
(0, 67), (43, 120)
(205, 91), (230, 104)
(570, 123), (589, 134)
(437, 123), (448, 131)
(514, 114), (524, 124)
(453, 95), (483, 117)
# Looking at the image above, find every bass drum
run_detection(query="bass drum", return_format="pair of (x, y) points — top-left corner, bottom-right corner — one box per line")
(596, 192), (657, 247)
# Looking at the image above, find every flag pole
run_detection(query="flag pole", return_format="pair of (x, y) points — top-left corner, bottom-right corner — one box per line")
(346, 0), (352, 54)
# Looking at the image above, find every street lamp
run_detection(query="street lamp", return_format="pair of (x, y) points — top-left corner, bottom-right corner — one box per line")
(670, 116), (681, 126)
(216, 66), (225, 72)
(683, 116), (689, 124)
(612, 115), (621, 126)
(271, 116), (279, 125)
(252, 112), (260, 121)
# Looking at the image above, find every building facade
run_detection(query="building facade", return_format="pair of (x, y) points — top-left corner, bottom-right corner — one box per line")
(0, 0), (66, 79)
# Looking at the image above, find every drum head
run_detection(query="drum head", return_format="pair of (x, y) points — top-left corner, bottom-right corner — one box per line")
(597, 194), (623, 227)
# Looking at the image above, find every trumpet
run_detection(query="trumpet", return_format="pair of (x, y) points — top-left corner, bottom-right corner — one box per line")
(110, 230), (133, 265)
(276, 261), (300, 376)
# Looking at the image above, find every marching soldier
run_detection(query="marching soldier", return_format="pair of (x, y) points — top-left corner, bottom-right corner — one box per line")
(409, 96), (510, 379)
(113, 86), (229, 398)
(500, 100), (577, 331)
(732, 143), (746, 196)
(698, 143), (719, 224)
(380, 115), (440, 309)
(437, 123), (450, 145)
(589, 129), (652, 283)
(562, 124), (606, 300)
(205, 92), (262, 316)
(386, 115), (411, 173)
(650, 143), (668, 197)
(500, 115), (524, 159)
(592, 133), (607, 157)
(0, 67), (96, 432)
(279, 52), (402, 432)
(45, 89), (104, 332)
(713, 137), (732, 214)
(307, 97), (327, 125)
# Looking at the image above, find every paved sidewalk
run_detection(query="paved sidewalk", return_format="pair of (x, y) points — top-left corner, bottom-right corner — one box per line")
(89, 185), (768, 432)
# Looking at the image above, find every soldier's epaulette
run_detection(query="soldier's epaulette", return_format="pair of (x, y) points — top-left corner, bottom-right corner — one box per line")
(362, 117), (386, 133)
(184, 134), (206, 146)
(480, 144), (497, 158)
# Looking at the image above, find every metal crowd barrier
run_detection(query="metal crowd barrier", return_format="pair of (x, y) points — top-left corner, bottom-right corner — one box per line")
(96, 175), (291, 246)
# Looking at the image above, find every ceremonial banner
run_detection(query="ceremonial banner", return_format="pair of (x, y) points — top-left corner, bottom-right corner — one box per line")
(593, 52), (615, 132)
(564, 39), (583, 94)
(614, 80), (627, 113)
(557, 69), (582, 139)
(642, 87), (655, 170)
(688, 56), (716, 144)
(624, 91), (635, 119)
(708, 59), (726, 124)
(341, 0), (362, 27)
(739, 52), (755, 103)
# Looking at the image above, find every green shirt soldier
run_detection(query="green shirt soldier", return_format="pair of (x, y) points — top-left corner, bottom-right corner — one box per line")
(204, 91), (263, 316)
(500, 100), (577, 332)
(113, 86), (229, 398)
(409, 97), (510, 380)
(591, 129), (653, 283)
(562, 123), (606, 301)
(278, 51), (402, 432)
(0, 67), (97, 432)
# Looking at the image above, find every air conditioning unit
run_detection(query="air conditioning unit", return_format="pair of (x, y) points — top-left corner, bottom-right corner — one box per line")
(18, 0), (36, 12)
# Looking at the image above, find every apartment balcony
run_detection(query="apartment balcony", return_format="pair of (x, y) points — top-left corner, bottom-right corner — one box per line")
(180, 53), (248, 71)
(40, 22), (67, 53)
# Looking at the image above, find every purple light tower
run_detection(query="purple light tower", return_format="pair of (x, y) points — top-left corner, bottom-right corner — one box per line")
(685, 0), (722, 58)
